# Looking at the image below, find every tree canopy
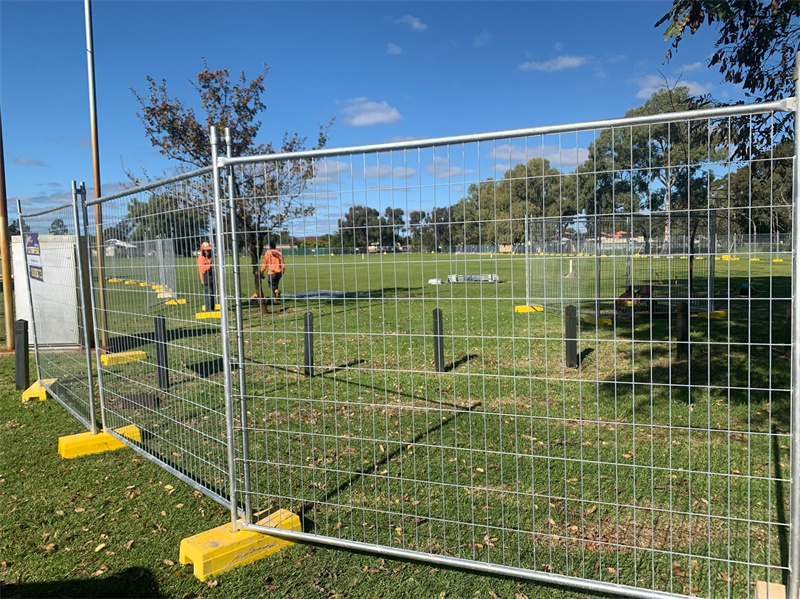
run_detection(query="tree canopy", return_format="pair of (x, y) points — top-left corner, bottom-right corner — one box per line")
(132, 62), (331, 305)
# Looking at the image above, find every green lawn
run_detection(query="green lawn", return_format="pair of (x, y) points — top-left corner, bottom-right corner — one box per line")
(4, 251), (793, 598)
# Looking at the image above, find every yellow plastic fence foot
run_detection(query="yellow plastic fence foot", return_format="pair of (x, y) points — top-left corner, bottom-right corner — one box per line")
(754, 581), (789, 599)
(179, 509), (301, 581)
(201, 304), (221, 311)
(58, 425), (142, 459)
(514, 305), (544, 313)
(196, 311), (221, 320)
(697, 310), (726, 320)
(101, 350), (147, 366)
(21, 379), (57, 402)
(165, 299), (186, 305)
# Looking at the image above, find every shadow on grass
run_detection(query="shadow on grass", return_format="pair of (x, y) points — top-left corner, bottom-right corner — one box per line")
(299, 411), (459, 533)
(107, 326), (218, 353)
(0, 567), (162, 598)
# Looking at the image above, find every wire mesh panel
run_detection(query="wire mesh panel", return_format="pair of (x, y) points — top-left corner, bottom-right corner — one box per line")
(84, 169), (235, 506)
(17, 191), (96, 431)
(526, 213), (715, 316)
(221, 99), (795, 598)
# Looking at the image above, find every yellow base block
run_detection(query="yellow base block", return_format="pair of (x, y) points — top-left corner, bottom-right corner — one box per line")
(697, 310), (726, 320)
(107, 278), (122, 283)
(514, 305), (544, 313)
(201, 304), (221, 311)
(124, 280), (138, 285)
(165, 299), (187, 305)
(196, 311), (221, 320)
(157, 292), (174, 299)
(751, 258), (761, 261)
(21, 379), (57, 402)
(58, 425), (142, 459)
(774, 258), (785, 263)
(139, 282), (149, 287)
(179, 509), (301, 581)
(754, 581), (790, 599)
(101, 350), (147, 366)
(582, 315), (613, 326)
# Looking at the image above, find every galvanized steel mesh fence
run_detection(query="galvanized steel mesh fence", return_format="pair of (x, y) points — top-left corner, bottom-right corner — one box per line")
(222, 100), (796, 599)
(17, 187), (97, 432)
(15, 94), (797, 599)
(82, 169), (235, 506)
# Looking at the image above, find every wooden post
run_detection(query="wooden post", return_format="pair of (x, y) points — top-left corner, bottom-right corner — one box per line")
(304, 312), (314, 377)
(15, 319), (29, 390)
(154, 315), (169, 390)
(565, 306), (578, 368)
(433, 308), (445, 373)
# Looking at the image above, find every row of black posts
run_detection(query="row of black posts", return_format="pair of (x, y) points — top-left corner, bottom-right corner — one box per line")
(17, 303), (695, 394)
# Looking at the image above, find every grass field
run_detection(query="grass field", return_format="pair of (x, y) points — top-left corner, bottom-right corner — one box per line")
(6, 250), (794, 598)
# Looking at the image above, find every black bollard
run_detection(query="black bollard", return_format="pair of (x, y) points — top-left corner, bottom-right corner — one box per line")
(15, 320), (29, 390)
(676, 302), (689, 361)
(154, 316), (169, 390)
(565, 306), (578, 368)
(304, 312), (314, 377)
(433, 308), (445, 373)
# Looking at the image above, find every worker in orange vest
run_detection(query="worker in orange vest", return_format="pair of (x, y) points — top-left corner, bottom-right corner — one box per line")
(197, 241), (216, 311)
(260, 241), (285, 300)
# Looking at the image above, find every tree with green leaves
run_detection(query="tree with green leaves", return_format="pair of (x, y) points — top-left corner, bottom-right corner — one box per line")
(335, 205), (381, 250)
(48, 218), (68, 236)
(657, 1), (800, 145)
(132, 62), (331, 304)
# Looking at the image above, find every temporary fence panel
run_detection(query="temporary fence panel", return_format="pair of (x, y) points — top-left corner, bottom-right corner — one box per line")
(17, 185), (97, 432)
(29, 94), (794, 599)
(216, 95), (796, 599)
(83, 168), (236, 507)
(525, 212), (716, 316)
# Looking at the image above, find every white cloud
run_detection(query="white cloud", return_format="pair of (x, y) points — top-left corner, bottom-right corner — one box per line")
(310, 159), (353, 186)
(364, 165), (418, 180)
(396, 15), (427, 32)
(387, 43), (403, 55)
(473, 29), (492, 48)
(682, 61), (704, 73)
(490, 143), (589, 172)
(14, 157), (46, 167)
(426, 156), (476, 180)
(518, 55), (590, 72)
(553, 42), (563, 52)
(636, 74), (713, 99)
(341, 97), (402, 127)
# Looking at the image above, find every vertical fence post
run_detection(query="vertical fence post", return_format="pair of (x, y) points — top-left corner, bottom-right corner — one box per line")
(71, 182), (99, 434)
(786, 50), (800, 599)
(225, 128), (253, 524)
(14, 319), (28, 390)
(304, 312), (314, 377)
(565, 305), (578, 368)
(433, 308), (445, 373)
(16, 200), (42, 385)
(80, 184), (107, 432)
(154, 315), (169, 390)
(210, 127), (240, 532)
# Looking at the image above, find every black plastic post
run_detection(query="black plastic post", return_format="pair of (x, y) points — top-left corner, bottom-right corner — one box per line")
(154, 315), (169, 390)
(676, 302), (689, 361)
(15, 319), (29, 390)
(304, 312), (314, 377)
(565, 306), (578, 368)
(433, 308), (445, 373)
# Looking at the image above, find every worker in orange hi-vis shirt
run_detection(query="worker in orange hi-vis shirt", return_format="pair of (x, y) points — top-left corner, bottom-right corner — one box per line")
(197, 241), (216, 311)
(260, 240), (285, 300)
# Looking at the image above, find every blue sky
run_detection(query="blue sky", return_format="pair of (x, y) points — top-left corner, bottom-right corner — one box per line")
(1, 0), (746, 220)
